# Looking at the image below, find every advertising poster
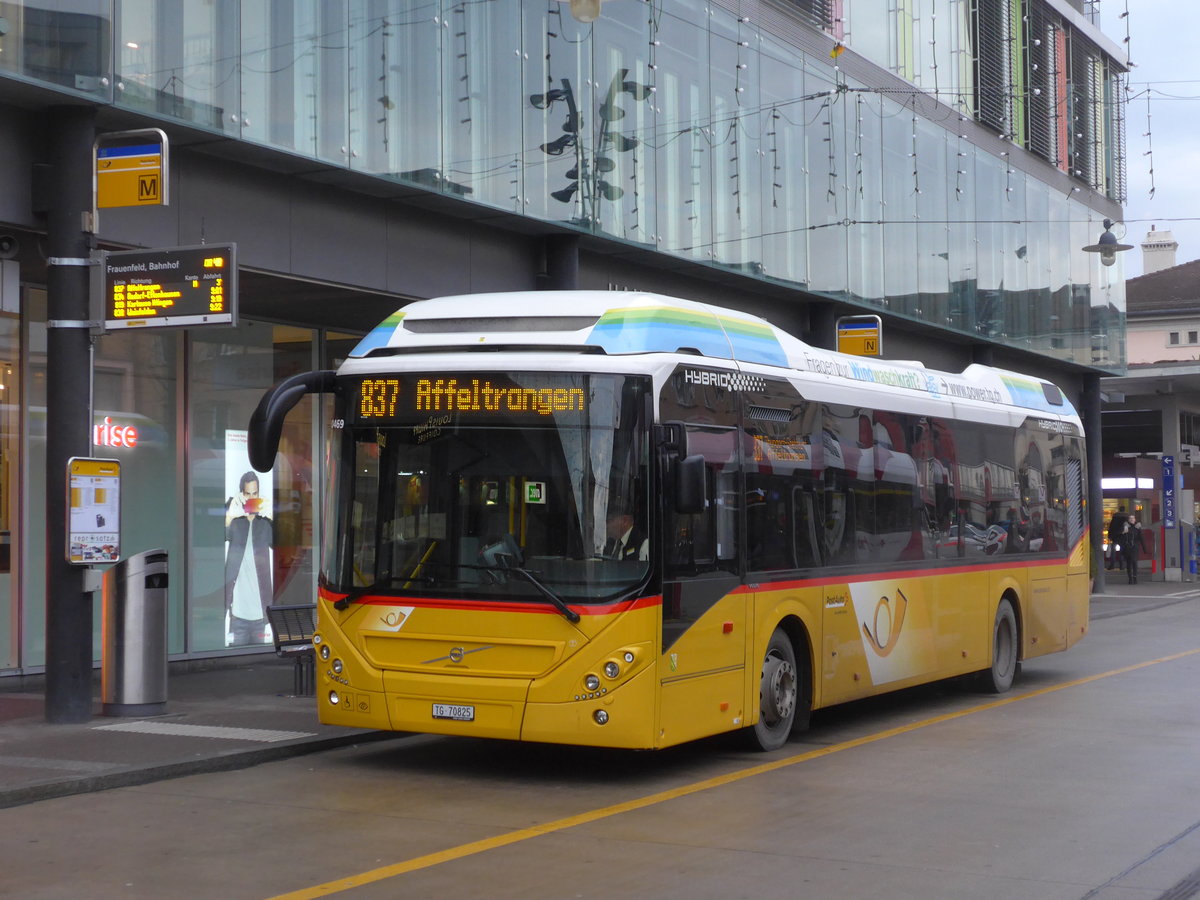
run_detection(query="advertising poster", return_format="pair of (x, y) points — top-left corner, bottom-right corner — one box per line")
(67, 458), (121, 564)
(223, 430), (273, 647)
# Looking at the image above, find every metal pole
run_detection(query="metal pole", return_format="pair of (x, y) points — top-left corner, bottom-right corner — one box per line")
(1082, 373), (1105, 595)
(44, 106), (96, 723)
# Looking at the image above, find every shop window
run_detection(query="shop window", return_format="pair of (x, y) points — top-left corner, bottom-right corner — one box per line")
(189, 323), (316, 653)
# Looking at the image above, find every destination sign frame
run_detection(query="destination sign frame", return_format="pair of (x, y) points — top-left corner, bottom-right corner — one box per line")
(102, 243), (237, 331)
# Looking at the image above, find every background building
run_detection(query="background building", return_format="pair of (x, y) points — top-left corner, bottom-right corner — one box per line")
(0, 0), (1128, 674)
(1101, 236), (1200, 582)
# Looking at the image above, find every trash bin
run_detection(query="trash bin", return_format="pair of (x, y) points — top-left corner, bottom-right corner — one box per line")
(102, 549), (169, 716)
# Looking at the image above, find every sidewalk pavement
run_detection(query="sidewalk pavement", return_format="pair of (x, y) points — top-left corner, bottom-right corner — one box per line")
(2, 579), (1199, 811)
(0, 654), (396, 810)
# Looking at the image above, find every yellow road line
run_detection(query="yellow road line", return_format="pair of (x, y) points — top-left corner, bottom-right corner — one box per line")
(269, 648), (1200, 899)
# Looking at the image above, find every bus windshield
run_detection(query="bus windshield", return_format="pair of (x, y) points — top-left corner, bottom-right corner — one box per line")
(323, 372), (651, 606)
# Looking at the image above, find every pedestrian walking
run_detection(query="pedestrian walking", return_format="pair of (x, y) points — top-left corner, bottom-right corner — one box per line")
(1106, 513), (1127, 570)
(1122, 515), (1143, 584)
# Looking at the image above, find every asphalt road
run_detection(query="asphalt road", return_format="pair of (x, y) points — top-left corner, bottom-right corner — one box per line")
(5, 598), (1200, 900)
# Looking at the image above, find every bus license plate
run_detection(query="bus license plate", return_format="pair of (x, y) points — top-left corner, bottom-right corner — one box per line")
(432, 703), (474, 722)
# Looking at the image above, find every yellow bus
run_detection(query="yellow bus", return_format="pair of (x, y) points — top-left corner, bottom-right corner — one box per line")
(249, 291), (1089, 751)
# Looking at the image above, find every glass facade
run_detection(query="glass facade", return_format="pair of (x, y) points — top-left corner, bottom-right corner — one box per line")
(0, 0), (1129, 670)
(0, 0), (1128, 367)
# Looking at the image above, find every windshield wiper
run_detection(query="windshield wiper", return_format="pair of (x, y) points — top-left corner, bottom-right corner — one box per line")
(503, 565), (581, 623)
(334, 574), (412, 609)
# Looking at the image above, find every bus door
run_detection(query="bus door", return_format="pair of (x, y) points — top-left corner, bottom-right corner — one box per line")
(659, 422), (745, 746)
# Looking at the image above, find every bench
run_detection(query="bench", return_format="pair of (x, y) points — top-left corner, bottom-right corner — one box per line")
(266, 604), (317, 697)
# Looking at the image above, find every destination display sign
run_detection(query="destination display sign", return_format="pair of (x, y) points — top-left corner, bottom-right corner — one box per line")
(103, 244), (237, 330)
(348, 372), (598, 430)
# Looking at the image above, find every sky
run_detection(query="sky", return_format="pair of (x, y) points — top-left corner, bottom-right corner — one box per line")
(1098, 0), (1200, 278)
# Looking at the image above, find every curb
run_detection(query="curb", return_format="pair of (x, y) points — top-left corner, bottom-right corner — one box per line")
(0, 729), (400, 811)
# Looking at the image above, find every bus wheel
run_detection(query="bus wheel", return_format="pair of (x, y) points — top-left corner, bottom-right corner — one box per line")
(751, 628), (797, 751)
(979, 598), (1020, 693)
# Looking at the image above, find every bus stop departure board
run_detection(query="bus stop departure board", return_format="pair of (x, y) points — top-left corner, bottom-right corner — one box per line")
(103, 244), (237, 330)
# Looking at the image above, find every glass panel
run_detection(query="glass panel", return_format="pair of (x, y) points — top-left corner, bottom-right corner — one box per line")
(523, 4), (594, 225)
(93, 327), (183, 652)
(240, 0), (327, 155)
(804, 61), (846, 295)
(653, 0), (710, 260)
(20, 289), (47, 667)
(915, 117), (949, 326)
(973, 151), (1005, 340)
(849, 88), (885, 306)
(116, 0), (239, 134)
(591, 3), (657, 243)
(0, 0), (111, 98)
(709, 10), (761, 272)
(946, 130), (976, 333)
(189, 323), (315, 652)
(881, 100), (917, 316)
(1025, 181), (1053, 354)
(0, 305), (17, 669)
(760, 33), (807, 285)
(844, 0), (890, 70)
(22, 290), (181, 666)
(442, 0), (524, 210)
(349, 0), (441, 183)
(1000, 168), (1027, 346)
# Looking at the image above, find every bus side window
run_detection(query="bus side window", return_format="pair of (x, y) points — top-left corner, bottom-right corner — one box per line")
(791, 485), (822, 568)
(667, 426), (739, 576)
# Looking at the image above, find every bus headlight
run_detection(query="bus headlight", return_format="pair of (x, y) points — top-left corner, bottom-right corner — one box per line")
(623, 651), (635, 664)
(584, 674), (601, 691)
(593, 709), (609, 725)
(320, 644), (331, 661)
(604, 661), (620, 679)
(332, 658), (344, 675)
(328, 690), (340, 705)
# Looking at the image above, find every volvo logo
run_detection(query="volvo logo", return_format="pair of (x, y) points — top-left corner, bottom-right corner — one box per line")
(422, 645), (495, 665)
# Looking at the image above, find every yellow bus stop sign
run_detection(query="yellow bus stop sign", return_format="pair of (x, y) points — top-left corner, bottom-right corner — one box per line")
(837, 315), (882, 357)
(95, 129), (169, 209)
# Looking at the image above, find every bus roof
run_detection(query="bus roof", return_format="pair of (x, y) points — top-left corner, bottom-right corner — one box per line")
(348, 291), (1077, 419)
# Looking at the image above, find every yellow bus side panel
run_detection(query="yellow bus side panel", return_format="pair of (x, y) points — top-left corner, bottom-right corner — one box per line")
(1027, 574), (1069, 656)
(658, 668), (746, 748)
(656, 593), (748, 747)
(1065, 571), (1090, 647)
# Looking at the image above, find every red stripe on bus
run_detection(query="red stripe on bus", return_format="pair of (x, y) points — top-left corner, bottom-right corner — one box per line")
(318, 586), (662, 617)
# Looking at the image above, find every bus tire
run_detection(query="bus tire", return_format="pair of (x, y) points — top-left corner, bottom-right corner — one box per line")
(978, 597), (1020, 693)
(750, 628), (798, 751)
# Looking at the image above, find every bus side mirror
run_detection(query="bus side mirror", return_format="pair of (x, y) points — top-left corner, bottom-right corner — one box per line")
(675, 454), (706, 514)
(248, 370), (337, 472)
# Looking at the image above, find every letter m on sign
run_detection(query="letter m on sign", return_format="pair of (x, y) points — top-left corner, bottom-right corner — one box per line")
(138, 174), (160, 203)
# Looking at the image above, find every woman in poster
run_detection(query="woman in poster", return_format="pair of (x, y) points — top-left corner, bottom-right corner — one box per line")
(224, 470), (274, 645)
